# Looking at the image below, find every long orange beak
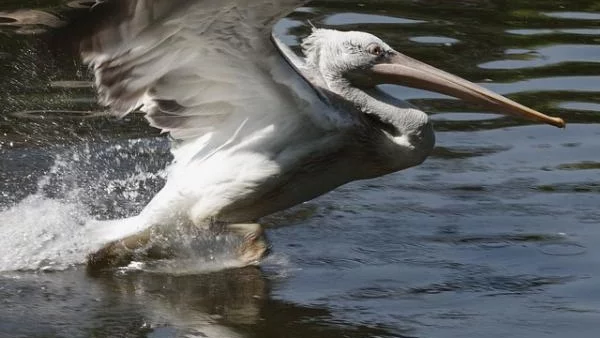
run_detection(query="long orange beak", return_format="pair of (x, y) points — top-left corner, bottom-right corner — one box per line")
(366, 52), (565, 128)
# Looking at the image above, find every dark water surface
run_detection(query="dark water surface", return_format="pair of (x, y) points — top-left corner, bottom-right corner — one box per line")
(1, 0), (600, 337)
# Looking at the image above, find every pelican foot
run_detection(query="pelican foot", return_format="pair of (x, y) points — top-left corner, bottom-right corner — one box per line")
(227, 223), (270, 265)
(87, 223), (269, 271)
(87, 228), (170, 271)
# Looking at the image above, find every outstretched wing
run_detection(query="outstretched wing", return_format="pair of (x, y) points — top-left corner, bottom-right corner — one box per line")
(64, 0), (317, 141)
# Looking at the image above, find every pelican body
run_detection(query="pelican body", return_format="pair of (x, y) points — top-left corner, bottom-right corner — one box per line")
(62, 0), (564, 268)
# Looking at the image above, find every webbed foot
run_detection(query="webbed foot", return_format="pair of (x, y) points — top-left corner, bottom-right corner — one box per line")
(87, 228), (172, 271)
(227, 223), (270, 265)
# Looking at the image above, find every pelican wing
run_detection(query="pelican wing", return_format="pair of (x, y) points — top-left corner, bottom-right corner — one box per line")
(67, 0), (314, 140)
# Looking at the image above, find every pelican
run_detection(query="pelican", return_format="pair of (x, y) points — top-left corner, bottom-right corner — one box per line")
(64, 0), (565, 269)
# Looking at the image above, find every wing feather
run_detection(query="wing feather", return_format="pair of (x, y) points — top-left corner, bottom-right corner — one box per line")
(65, 0), (312, 140)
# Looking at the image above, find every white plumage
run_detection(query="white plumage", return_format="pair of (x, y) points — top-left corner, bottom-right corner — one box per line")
(70, 0), (564, 267)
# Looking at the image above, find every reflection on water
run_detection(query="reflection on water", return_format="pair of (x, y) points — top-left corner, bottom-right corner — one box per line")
(0, 267), (395, 338)
(1, 0), (600, 337)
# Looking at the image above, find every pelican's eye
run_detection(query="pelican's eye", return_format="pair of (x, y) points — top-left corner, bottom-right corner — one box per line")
(367, 44), (384, 56)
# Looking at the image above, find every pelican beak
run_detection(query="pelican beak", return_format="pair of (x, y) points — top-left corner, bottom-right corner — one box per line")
(365, 52), (565, 128)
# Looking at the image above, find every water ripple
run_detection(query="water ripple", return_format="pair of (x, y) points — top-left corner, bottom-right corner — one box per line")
(538, 242), (587, 256)
(484, 76), (600, 95)
(542, 11), (600, 20)
(558, 101), (600, 112)
(410, 275), (571, 295)
(11, 110), (109, 120)
(420, 233), (568, 245)
(480, 45), (600, 69)
(508, 28), (600, 36)
(323, 13), (424, 25)
(0, 9), (63, 34)
(410, 36), (458, 45)
(340, 274), (573, 300)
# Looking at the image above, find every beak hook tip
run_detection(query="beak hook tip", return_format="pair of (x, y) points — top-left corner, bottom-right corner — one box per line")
(553, 117), (566, 129)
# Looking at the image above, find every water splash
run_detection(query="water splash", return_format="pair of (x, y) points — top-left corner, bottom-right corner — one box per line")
(0, 137), (272, 272)
(0, 138), (169, 271)
(0, 193), (91, 271)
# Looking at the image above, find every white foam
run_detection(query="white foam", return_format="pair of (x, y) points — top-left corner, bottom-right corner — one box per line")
(0, 193), (93, 271)
(0, 140), (165, 271)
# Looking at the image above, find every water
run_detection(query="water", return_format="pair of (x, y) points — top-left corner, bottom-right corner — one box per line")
(1, 0), (599, 337)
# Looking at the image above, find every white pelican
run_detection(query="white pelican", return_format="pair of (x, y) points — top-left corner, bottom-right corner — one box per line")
(64, 0), (565, 269)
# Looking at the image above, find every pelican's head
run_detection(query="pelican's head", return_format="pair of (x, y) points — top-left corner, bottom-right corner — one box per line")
(301, 28), (565, 129)
(302, 29), (393, 83)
